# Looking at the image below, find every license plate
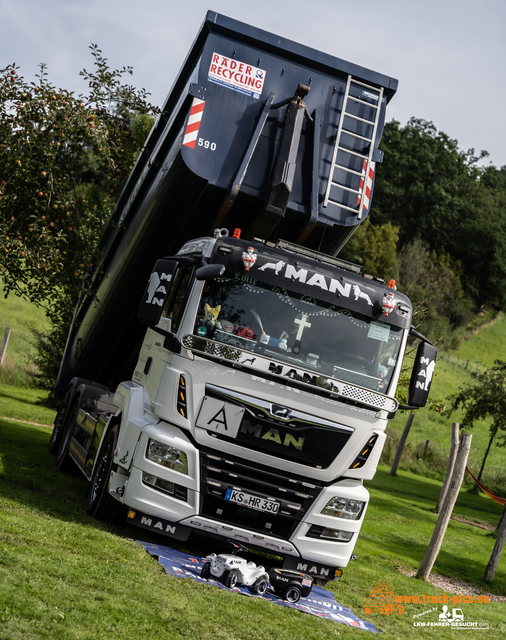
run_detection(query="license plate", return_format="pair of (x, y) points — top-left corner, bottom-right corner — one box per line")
(225, 488), (280, 514)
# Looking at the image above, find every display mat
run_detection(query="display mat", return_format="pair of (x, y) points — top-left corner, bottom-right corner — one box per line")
(138, 541), (380, 633)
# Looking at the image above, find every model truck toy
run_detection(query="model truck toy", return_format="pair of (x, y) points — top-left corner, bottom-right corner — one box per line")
(49, 12), (437, 583)
(268, 568), (313, 603)
(201, 542), (269, 594)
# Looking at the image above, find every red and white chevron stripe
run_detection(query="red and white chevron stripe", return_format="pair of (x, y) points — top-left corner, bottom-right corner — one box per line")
(182, 98), (205, 149)
(357, 160), (375, 211)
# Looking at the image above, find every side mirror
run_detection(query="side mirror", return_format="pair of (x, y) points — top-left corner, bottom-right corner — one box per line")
(195, 263), (225, 281)
(406, 341), (437, 408)
(138, 259), (178, 325)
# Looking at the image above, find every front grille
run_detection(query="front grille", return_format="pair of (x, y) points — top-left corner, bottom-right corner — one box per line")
(199, 384), (354, 469)
(200, 449), (323, 539)
(342, 385), (391, 410)
(174, 485), (188, 501)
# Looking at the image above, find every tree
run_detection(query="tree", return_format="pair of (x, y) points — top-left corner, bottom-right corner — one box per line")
(456, 165), (506, 307)
(484, 502), (506, 582)
(448, 360), (506, 448)
(397, 239), (473, 345)
(0, 46), (159, 310)
(372, 118), (506, 308)
(372, 118), (484, 251)
(338, 218), (399, 283)
(448, 361), (506, 487)
(447, 360), (506, 580)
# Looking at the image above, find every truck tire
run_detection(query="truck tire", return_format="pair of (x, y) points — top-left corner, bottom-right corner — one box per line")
(283, 585), (302, 603)
(250, 577), (268, 596)
(85, 427), (122, 523)
(201, 562), (211, 579)
(55, 398), (80, 473)
(49, 388), (72, 455)
(224, 569), (240, 589)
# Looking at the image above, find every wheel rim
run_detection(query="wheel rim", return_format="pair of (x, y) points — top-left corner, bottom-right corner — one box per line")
(285, 587), (300, 603)
(90, 440), (112, 503)
(51, 393), (70, 445)
(256, 580), (267, 595)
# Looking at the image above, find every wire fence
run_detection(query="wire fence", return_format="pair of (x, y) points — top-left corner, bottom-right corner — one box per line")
(437, 349), (481, 377)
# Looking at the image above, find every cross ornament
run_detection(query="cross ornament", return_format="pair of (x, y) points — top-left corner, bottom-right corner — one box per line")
(294, 313), (312, 340)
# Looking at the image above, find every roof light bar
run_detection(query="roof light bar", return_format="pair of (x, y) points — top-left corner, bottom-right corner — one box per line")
(276, 240), (363, 275)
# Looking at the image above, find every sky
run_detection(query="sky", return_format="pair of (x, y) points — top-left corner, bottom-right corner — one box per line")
(2, 0), (505, 167)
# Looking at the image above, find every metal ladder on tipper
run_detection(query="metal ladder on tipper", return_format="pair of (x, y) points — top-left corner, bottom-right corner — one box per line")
(323, 75), (384, 220)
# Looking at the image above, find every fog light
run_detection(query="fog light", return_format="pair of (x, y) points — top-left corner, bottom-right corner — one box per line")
(142, 471), (175, 496)
(146, 439), (188, 475)
(320, 528), (353, 542)
(307, 524), (354, 542)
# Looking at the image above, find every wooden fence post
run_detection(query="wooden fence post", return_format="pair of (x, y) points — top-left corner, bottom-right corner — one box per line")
(0, 327), (11, 368)
(435, 423), (460, 514)
(389, 410), (415, 476)
(416, 433), (472, 580)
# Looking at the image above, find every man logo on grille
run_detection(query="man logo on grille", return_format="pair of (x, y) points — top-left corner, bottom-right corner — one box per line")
(270, 405), (292, 420)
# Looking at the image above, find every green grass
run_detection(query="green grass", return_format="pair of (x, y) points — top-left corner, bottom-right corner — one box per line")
(387, 357), (505, 470)
(0, 281), (51, 386)
(0, 386), (56, 425)
(448, 313), (506, 370)
(1, 292), (506, 637)
(0, 389), (505, 639)
(384, 313), (506, 494)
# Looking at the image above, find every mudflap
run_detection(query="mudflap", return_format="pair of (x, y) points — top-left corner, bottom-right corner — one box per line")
(126, 509), (191, 541)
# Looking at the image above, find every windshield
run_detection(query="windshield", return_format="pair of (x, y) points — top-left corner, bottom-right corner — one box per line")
(193, 275), (403, 393)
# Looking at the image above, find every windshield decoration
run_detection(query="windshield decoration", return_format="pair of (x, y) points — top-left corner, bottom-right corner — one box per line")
(196, 304), (222, 337)
(381, 291), (395, 316)
(352, 285), (373, 306)
(242, 247), (257, 271)
(381, 279), (397, 316)
(192, 274), (403, 398)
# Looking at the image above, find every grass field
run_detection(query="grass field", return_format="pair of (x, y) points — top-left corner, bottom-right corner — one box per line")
(0, 394), (505, 640)
(385, 313), (506, 493)
(1, 292), (505, 638)
(386, 357), (505, 471)
(0, 282), (51, 387)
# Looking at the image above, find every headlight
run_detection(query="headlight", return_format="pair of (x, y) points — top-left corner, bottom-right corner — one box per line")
(320, 496), (365, 520)
(146, 439), (188, 475)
